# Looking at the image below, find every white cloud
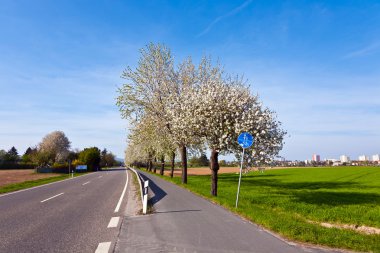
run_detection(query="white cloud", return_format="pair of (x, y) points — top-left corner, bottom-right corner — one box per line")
(197, 0), (253, 37)
(344, 42), (380, 59)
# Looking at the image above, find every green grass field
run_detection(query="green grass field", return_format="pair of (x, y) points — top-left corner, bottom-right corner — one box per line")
(152, 166), (380, 252)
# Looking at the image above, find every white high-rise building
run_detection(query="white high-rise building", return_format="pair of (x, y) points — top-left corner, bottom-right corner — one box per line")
(340, 155), (350, 163)
(358, 155), (369, 161)
(312, 154), (320, 162)
(372, 154), (380, 162)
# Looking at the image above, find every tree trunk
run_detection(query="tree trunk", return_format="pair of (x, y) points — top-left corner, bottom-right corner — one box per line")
(149, 155), (153, 172)
(180, 145), (187, 184)
(146, 161), (149, 171)
(160, 155), (165, 175)
(150, 157), (157, 173)
(170, 151), (175, 178)
(210, 149), (219, 196)
(148, 152), (153, 172)
(153, 157), (157, 173)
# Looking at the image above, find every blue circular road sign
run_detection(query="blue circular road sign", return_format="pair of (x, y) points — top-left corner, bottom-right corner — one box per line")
(237, 132), (254, 149)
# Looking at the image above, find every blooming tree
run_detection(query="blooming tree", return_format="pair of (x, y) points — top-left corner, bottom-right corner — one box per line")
(183, 58), (286, 196)
(118, 44), (286, 193)
(163, 57), (204, 183)
(39, 131), (71, 164)
(117, 44), (201, 183)
(116, 43), (175, 121)
(124, 139), (147, 168)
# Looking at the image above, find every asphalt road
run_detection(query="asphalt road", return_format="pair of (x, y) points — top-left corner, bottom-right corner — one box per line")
(0, 168), (129, 253)
(115, 170), (341, 253)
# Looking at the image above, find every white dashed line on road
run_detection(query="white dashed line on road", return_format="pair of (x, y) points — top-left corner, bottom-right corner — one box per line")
(98, 176), (103, 178)
(107, 217), (120, 228)
(82, 181), (90, 186)
(114, 170), (128, 213)
(40, 192), (64, 203)
(95, 242), (111, 253)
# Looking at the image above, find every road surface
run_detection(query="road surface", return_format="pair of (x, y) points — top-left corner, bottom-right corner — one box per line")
(115, 170), (341, 253)
(0, 168), (129, 253)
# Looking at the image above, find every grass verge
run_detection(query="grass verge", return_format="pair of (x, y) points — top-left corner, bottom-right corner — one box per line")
(130, 170), (142, 203)
(142, 166), (380, 253)
(0, 173), (89, 194)
(130, 169), (155, 214)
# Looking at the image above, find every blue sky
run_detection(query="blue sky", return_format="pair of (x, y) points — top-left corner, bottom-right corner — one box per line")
(1, 0), (379, 160)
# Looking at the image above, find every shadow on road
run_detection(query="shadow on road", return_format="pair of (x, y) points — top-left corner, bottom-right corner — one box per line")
(139, 173), (167, 205)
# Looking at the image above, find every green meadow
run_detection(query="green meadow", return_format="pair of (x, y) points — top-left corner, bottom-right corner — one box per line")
(156, 166), (380, 252)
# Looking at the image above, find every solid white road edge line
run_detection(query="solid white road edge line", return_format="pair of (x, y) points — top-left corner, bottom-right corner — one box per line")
(0, 172), (96, 198)
(114, 170), (128, 213)
(82, 181), (90, 185)
(95, 242), (111, 253)
(107, 217), (120, 228)
(40, 192), (64, 203)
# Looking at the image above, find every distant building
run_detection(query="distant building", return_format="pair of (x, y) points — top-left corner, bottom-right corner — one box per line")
(312, 154), (320, 162)
(358, 155), (369, 161)
(372, 154), (380, 162)
(340, 155), (350, 163)
(333, 161), (342, 166)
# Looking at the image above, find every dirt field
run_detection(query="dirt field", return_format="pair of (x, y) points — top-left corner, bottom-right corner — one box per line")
(0, 170), (61, 187)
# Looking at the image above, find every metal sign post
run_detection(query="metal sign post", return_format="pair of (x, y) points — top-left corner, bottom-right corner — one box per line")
(236, 147), (245, 208)
(235, 132), (254, 208)
(68, 159), (71, 177)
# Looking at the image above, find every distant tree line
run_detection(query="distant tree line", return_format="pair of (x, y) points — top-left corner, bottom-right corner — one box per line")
(0, 131), (121, 171)
(188, 153), (210, 167)
(0, 147), (35, 169)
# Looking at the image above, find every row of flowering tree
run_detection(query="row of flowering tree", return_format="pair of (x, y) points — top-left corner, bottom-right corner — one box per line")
(117, 43), (286, 196)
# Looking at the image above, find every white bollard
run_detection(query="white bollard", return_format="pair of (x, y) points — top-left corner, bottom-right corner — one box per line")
(143, 180), (149, 214)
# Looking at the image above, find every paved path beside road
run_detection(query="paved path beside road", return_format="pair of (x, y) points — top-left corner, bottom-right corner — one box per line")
(115, 170), (341, 253)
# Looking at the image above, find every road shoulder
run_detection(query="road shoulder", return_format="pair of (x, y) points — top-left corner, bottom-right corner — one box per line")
(124, 170), (142, 216)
